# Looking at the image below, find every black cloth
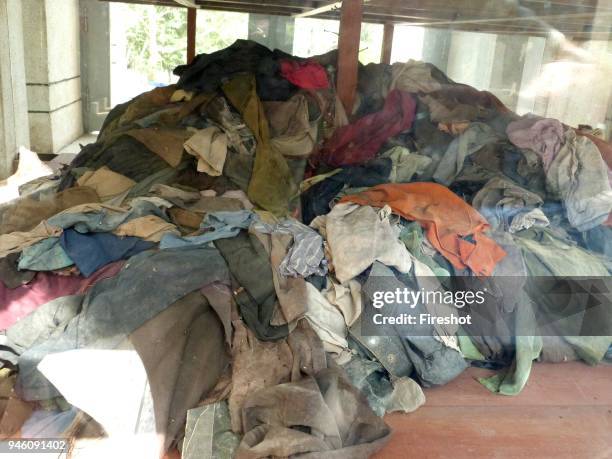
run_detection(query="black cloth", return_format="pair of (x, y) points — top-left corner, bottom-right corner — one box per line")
(174, 39), (298, 101)
(58, 136), (172, 190)
(0, 253), (35, 289)
(214, 231), (289, 341)
(301, 158), (392, 224)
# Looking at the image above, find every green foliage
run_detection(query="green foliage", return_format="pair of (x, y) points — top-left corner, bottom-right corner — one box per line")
(125, 5), (187, 80)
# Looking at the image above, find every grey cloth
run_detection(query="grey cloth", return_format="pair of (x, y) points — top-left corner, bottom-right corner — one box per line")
(546, 130), (612, 231)
(509, 208), (549, 234)
(379, 146), (432, 183)
(214, 231), (290, 341)
(253, 218), (327, 278)
(0, 252), (35, 288)
(16, 246), (229, 401)
(472, 176), (544, 231)
(433, 122), (499, 185)
(0, 294), (84, 367)
(342, 355), (425, 416)
(182, 402), (239, 459)
(506, 116), (564, 171)
(310, 203), (411, 284)
(46, 198), (170, 232)
(455, 231), (530, 361)
(237, 368), (391, 459)
(129, 290), (229, 450)
(360, 262), (467, 387)
(160, 210), (256, 249)
(515, 227), (611, 366)
(4, 295), (84, 355)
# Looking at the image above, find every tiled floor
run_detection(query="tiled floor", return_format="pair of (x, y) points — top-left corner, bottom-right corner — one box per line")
(374, 362), (612, 458)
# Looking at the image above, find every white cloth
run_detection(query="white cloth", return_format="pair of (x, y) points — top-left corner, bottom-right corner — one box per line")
(509, 208), (550, 234)
(184, 126), (228, 176)
(547, 130), (612, 231)
(311, 203), (412, 284)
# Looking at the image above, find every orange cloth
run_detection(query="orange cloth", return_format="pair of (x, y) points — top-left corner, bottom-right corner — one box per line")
(340, 183), (506, 276)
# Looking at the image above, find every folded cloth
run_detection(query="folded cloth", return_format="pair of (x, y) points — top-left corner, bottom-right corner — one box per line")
(183, 126), (228, 176)
(76, 167), (135, 203)
(341, 182), (506, 276)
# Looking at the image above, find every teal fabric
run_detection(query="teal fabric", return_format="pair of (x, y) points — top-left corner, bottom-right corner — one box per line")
(19, 238), (73, 272)
(479, 297), (542, 396)
(399, 222), (451, 283)
(160, 210), (256, 249)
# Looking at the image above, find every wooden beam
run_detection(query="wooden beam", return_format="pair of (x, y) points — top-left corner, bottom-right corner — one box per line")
(381, 22), (393, 64)
(294, 1), (342, 18)
(187, 7), (196, 63)
(337, 0), (363, 115)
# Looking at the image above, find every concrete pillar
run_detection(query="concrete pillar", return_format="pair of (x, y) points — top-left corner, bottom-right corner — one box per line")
(445, 31), (497, 91)
(248, 14), (294, 53)
(23, 0), (83, 154)
(488, 34), (529, 110)
(421, 28), (452, 73)
(80, 0), (111, 132)
(0, 0), (30, 179)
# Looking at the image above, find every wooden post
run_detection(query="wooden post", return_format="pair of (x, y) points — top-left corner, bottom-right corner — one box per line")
(336, 0), (363, 115)
(187, 8), (197, 64)
(381, 22), (394, 64)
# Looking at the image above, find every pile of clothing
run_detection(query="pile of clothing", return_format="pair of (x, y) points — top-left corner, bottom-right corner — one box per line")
(1, 39), (611, 458)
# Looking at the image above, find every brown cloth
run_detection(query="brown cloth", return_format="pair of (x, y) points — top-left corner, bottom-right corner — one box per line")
(420, 85), (510, 123)
(222, 75), (296, 215)
(0, 369), (33, 439)
(0, 252), (35, 289)
(229, 320), (326, 434)
(126, 128), (193, 167)
(0, 186), (99, 234)
(129, 291), (230, 451)
(236, 367), (391, 459)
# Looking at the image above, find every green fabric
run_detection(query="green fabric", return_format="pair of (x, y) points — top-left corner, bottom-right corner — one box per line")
(457, 333), (485, 361)
(222, 75), (296, 216)
(511, 227), (611, 371)
(515, 227), (609, 277)
(498, 228), (612, 388)
(564, 336), (612, 365)
(479, 297), (543, 396)
(399, 222), (451, 283)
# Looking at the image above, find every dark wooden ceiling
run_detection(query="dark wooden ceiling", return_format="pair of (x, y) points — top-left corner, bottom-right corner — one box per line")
(99, 0), (612, 38)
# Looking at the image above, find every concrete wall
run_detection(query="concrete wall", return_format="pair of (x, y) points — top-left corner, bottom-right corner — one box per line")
(23, 0), (83, 154)
(80, 0), (111, 132)
(0, 0), (30, 178)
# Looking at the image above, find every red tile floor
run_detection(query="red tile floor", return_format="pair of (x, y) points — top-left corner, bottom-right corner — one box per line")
(374, 362), (612, 458)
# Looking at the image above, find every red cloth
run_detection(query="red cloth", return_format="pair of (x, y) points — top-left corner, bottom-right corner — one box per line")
(313, 90), (416, 167)
(279, 60), (329, 90)
(340, 182), (506, 276)
(0, 261), (124, 330)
